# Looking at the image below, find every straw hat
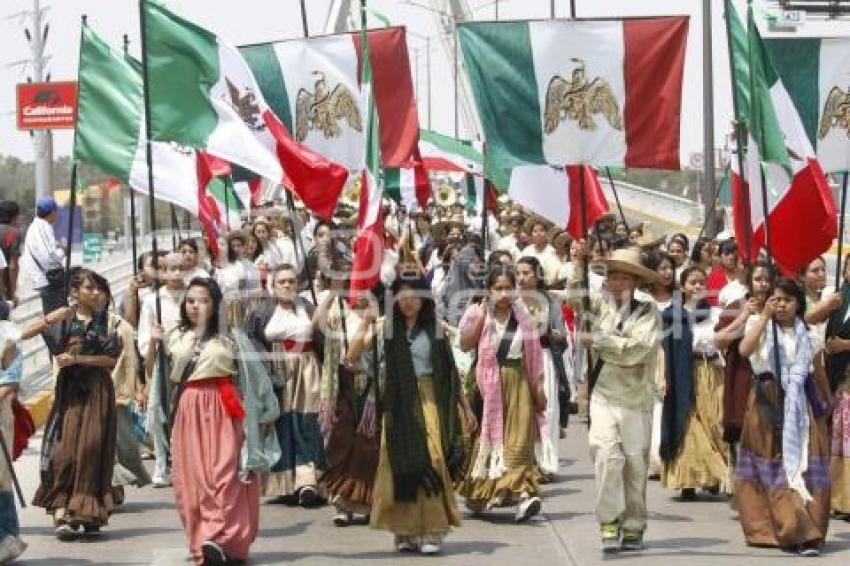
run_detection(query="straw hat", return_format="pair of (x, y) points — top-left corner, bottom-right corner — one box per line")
(524, 215), (552, 237)
(553, 230), (573, 250)
(592, 248), (658, 284)
(432, 213), (466, 241)
(635, 227), (665, 249)
(225, 229), (248, 243)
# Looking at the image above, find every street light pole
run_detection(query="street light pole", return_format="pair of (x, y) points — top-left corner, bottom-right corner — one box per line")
(27, 0), (54, 204)
(453, 29), (459, 139)
(551, 0), (555, 18)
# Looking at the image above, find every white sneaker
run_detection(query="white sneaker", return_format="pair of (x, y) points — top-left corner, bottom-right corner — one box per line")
(420, 534), (442, 555)
(515, 496), (542, 523)
(394, 535), (418, 553)
(0, 536), (27, 563)
(152, 474), (172, 488)
(332, 512), (352, 527)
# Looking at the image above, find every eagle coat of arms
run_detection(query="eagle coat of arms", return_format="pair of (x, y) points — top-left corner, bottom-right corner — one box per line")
(543, 59), (624, 134)
(226, 78), (266, 131)
(295, 72), (363, 142)
(819, 85), (850, 139)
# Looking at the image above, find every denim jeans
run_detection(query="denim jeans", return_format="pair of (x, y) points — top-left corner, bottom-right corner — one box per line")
(0, 490), (19, 539)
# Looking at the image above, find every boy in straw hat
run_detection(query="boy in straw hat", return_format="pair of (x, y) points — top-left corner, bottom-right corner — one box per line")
(568, 244), (661, 553)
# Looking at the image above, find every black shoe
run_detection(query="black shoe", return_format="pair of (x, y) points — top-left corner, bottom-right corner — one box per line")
(299, 486), (322, 508)
(55, 524), (78, 542)
(704, 485), (720, 496)
(202, 541), (227, 566)
(680, 488), (696, 501)
(798, 541), (821, 557)
(82, 523), (101, 535)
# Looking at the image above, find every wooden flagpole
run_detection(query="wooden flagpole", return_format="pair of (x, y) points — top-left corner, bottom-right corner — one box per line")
(123, 34), (140, 276)
(138, 0), (169, 445)
(604, 166), (629, 234)
(294, 0), (318, 305)
(836, 172), (848, 290)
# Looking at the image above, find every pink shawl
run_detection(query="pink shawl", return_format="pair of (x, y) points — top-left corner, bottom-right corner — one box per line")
(459, 302), (544, 478)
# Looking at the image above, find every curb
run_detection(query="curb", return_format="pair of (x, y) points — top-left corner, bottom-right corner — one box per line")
(25, 389), (54, 428)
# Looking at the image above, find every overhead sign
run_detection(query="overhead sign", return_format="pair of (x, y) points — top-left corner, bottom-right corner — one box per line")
(16, 81), (77, 130)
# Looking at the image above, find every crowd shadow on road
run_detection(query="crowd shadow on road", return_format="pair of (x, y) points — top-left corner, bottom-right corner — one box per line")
(258, 520), (313, 539)
(250, 540), (511, 563)
(113, 500), (175, 514)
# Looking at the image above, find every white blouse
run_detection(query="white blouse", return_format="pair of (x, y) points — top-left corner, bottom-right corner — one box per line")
(745, 315), (822, 375)
(265, 304), (312, 343)
(492, 315), (523, 360)
(691, 307), (721, 358)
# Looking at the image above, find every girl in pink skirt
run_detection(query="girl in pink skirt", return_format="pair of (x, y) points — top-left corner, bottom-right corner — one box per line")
(151, 277), (258, 565)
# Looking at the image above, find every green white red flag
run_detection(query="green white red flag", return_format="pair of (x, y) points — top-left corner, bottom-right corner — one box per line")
(726, 0), (836, 272)
(349, 9), (384, 303)
(73, 24), (229, 257)
(240, 27), (419, 169)
(141, 0), (347, 220)
(458, 18), (688, 171)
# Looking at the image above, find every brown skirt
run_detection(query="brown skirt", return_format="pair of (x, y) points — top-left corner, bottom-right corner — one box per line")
(458, 363), (541, 505)
(319, 367), (379, 514)
(370, 377), (461, 536)
(662, 360), (729, 490)
(734, 372), (830, 548)
(33, 367), (117, 526)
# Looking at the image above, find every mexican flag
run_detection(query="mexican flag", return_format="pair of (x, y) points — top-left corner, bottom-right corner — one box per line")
(240, 27), (419, 169)
(419, 130), (484, 175)
(73, 24), (229, 255)
(507, 165), (608, 239)
(142, 0), (348, 220)
(765, 37), (850, 174)
(458, 18), (688, 171)
(465, 175), (498, 217)
(726, 1), (836, 273)
(349, 16), (384, 303)
(385, 159), (429, 210)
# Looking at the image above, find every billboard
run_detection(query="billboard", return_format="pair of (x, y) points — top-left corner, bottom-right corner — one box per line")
(16, 81), (77, 130)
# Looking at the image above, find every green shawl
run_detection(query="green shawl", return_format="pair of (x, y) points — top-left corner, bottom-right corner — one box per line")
(384, 313), (463, 502)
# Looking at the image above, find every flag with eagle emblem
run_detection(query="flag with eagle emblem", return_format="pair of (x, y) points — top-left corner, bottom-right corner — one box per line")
(141, 0), (347, 220)
(458, 18), (688, 171)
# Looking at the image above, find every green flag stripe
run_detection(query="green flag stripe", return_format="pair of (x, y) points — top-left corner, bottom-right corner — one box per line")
(747, 7), (791, 170)
(207, 176), (243, 210)
(383, 168), (401, 201)
(726, 1), (751, 122)
(764, 38), (821, 149)
(240, 44), (293, 131)
(145, 1), (220, 147)
(458, 22), (544, 170)
(420, 130), (483, 164)
(74, 26), (143, 182)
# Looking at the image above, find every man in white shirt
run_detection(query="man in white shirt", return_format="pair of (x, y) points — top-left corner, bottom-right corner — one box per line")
(20, 198), (66, 315)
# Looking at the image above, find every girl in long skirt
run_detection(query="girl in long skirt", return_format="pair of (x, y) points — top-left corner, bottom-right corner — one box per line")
(805, 256), (850, 519)
(349, 277), (463, 554)
(152, 277), (258, 565)
(458, 264), (547, 522)
(315, 275), (381, 526)
(516, 257), (569, 479)
(737, 277), (830, 557)
(29, 269), (120, 540)
(660, 266), (728, 499)
(244, 264), (325, 507)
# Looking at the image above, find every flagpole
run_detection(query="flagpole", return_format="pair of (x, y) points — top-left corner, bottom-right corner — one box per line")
(64, 15), (88, 299)
(123, 33), (140, 277)
(837, 172), (849, 290)
(170, 204), (178, 250)
(139, 0), (169, 446)
(604, 166), (629, 234)
(296, 0), (319, 305)
(224, 183), (231, 231)
(722, 0), (753, 264)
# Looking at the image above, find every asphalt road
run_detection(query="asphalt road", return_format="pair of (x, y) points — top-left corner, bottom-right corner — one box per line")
(10, 421), (850, 566)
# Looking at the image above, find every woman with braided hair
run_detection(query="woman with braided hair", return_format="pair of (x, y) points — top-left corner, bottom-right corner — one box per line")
(348, 276), (463, 555)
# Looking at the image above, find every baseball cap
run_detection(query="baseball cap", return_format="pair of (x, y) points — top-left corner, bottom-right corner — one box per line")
(36, 197), (58, 218)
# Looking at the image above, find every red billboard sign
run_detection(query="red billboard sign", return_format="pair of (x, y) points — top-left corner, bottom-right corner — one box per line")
(16, 82), (77, 130)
